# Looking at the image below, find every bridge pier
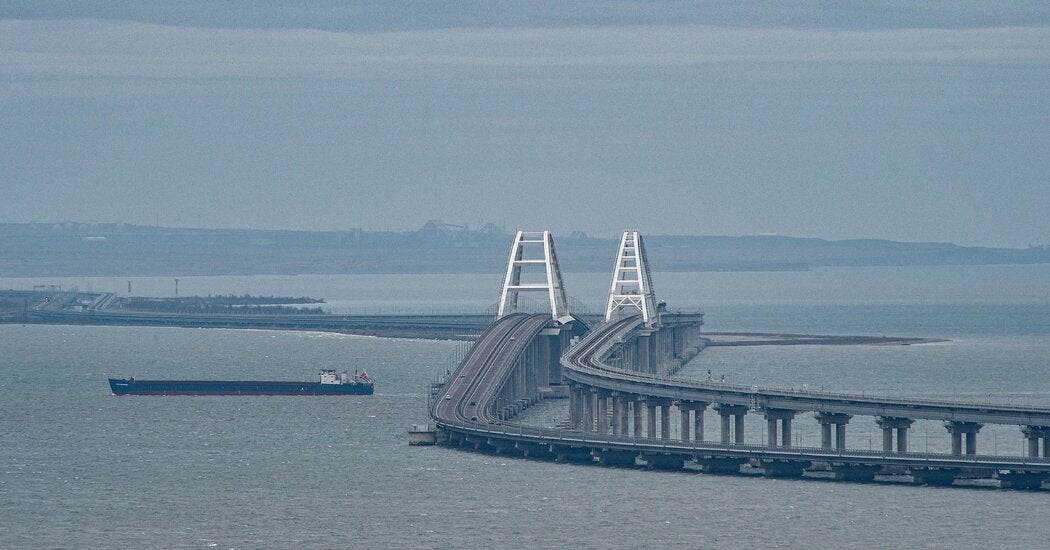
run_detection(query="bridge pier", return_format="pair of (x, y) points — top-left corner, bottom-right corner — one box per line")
(597, 392), (610, 434)
(945, 421), (982, 455)
(632, 397), (644, 437)
(645, 400), (658, 439)
(815, 412), (851, 450)
(610, 393), (623, 434)
(569, 385), (582, 430)
(877, 417), (914, 452)
(658, 399), (673, 440)
(764, 409), (796, 447)
(677, 401), (707, 442)
(584, 389), (596, 432)
(1022, 426), (1050, 457)
(716, 404), (748, 444)
(619, 396), (630, 435)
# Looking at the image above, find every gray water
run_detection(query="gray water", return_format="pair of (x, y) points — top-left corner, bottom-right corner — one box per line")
(2, 265), (1050, 548)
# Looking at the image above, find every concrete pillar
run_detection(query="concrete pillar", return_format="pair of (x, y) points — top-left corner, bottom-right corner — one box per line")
(1023, 426), (1044, 457)
(660, 402), (672, 440)
(877, 417), (914, 453)
(637, 335), (651, 374)
(945, 421), (982, 456)
(720, 410), (731, 444)
(620, 398), (630, 436)
(611, 395), (623, 435)
(717, 404), (747, 445)
(764, 410), (795, 447)
(694, 405), (705, 442)
(596, 393), (609, 434)
(568, 386), (579, 429)
(648, 333), (659, 375)
(680, 405), (691, 442)
(816, 412), (851, 450)
(633, 399), (643, 437)
(1044, 436), (1050, 458)
(583, 390), (595, 432)
(646, 402), (657, 439)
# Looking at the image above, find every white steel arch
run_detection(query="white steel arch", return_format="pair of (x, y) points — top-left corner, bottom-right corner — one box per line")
(497, 230), (570, 322)
(604, 230), (659, 326)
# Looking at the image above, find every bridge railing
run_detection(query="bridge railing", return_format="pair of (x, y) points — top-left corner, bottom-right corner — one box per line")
(437, 418), (1050, 469)
(565, 317), (1050, 415)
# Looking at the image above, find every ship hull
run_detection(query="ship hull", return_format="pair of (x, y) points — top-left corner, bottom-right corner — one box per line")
(109, 378), (374, 396)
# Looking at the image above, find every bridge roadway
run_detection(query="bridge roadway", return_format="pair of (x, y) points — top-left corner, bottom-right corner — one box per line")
(432, 313), (553, 425)
(432, 313), (1050, 487)
(564, 316), (1050, 427)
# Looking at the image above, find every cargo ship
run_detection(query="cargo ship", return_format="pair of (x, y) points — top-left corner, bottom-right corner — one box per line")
(109, 369), (374, 396)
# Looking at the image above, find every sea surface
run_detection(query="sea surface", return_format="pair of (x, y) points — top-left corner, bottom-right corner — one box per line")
(2, 265), (1050, 548)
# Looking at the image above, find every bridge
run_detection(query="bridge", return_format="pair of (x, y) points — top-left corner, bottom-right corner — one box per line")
(430, 230), (1050, 490)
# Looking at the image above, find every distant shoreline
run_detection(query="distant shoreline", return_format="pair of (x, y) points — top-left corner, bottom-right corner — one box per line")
(2, 222), (1047, 278)
(702, 332), (946, 347)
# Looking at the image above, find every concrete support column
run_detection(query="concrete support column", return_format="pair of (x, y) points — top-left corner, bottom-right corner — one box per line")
(720, 410), (731, 444)
(764, 409), (796, 447)
(617, 394), (625, 434)
(611, 395), (623, 435)
(659, 400), (672, 440)
(568, 385), (579, 429)
(646, 402), (657, 439)
(596, 393), (609, 434)
(633, 399), (644, 437)
(583, 390), (595, 432)
(815, 413), (851, 450)
(1022, 426), (1046, 457)
(716, 404), (748, 445)
(637, 335), (651, 374)
(680, 404), (692, 442)
(945, 421), (982, 456)
(876, 417), (914, 453)
(694, 404), (706, 442)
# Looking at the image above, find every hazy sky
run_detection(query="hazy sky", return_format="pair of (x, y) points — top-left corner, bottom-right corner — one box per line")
(2, 2), (1048, 246)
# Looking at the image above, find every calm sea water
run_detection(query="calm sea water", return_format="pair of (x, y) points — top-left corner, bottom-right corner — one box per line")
(2, 265), (1050, 548)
